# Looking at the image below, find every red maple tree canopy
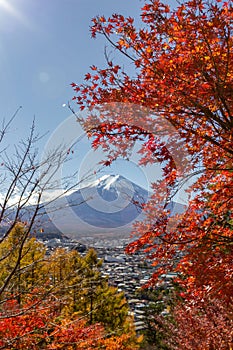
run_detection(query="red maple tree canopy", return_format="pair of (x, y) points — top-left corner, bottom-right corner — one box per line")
(72, 0), (233, 305)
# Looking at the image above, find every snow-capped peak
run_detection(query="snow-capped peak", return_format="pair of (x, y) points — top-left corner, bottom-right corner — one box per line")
(78, 174), (146, 199)
(81, 174), (121, 190)
(102, 174), (120, 190)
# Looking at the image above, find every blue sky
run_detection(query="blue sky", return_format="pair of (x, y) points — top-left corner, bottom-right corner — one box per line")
(0, 0), (142, 138)
(0, 0), (189, 201)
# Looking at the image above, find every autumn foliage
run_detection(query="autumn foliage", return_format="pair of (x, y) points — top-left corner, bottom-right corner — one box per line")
(71, 0), (233, 348)
(0, 303), (136, 350)
(0, 226), (139, 349)
(166, 296), (233, 350)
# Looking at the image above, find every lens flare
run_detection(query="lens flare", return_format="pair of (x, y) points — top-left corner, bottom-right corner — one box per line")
(0, 0), (31, 29)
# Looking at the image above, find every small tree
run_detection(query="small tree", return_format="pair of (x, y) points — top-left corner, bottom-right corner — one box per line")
(0, 223), (46, 307)
(47, 248), (131, 334)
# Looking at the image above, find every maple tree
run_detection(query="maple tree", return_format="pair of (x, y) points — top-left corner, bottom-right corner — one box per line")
(166, 296), (233, 350)
(49, 317), (139, 350)
(71, 0), (233, 346)
(0, 300), (139, 350)
(71, 0), (233, 282)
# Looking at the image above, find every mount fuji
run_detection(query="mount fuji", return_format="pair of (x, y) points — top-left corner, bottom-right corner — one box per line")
(38, 175), (148, 238)
(34, 174), (185, 241)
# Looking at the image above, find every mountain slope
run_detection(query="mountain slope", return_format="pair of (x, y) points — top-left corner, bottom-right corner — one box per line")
(46, 175), (148, 231)
(34, 174), (185, 241)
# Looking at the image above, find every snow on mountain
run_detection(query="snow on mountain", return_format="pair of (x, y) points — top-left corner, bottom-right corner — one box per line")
(31, 174), (186, 242)
(80, 174), (129, 191)
(102, 174), (120, 190)
(68, 174), (148, 212)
